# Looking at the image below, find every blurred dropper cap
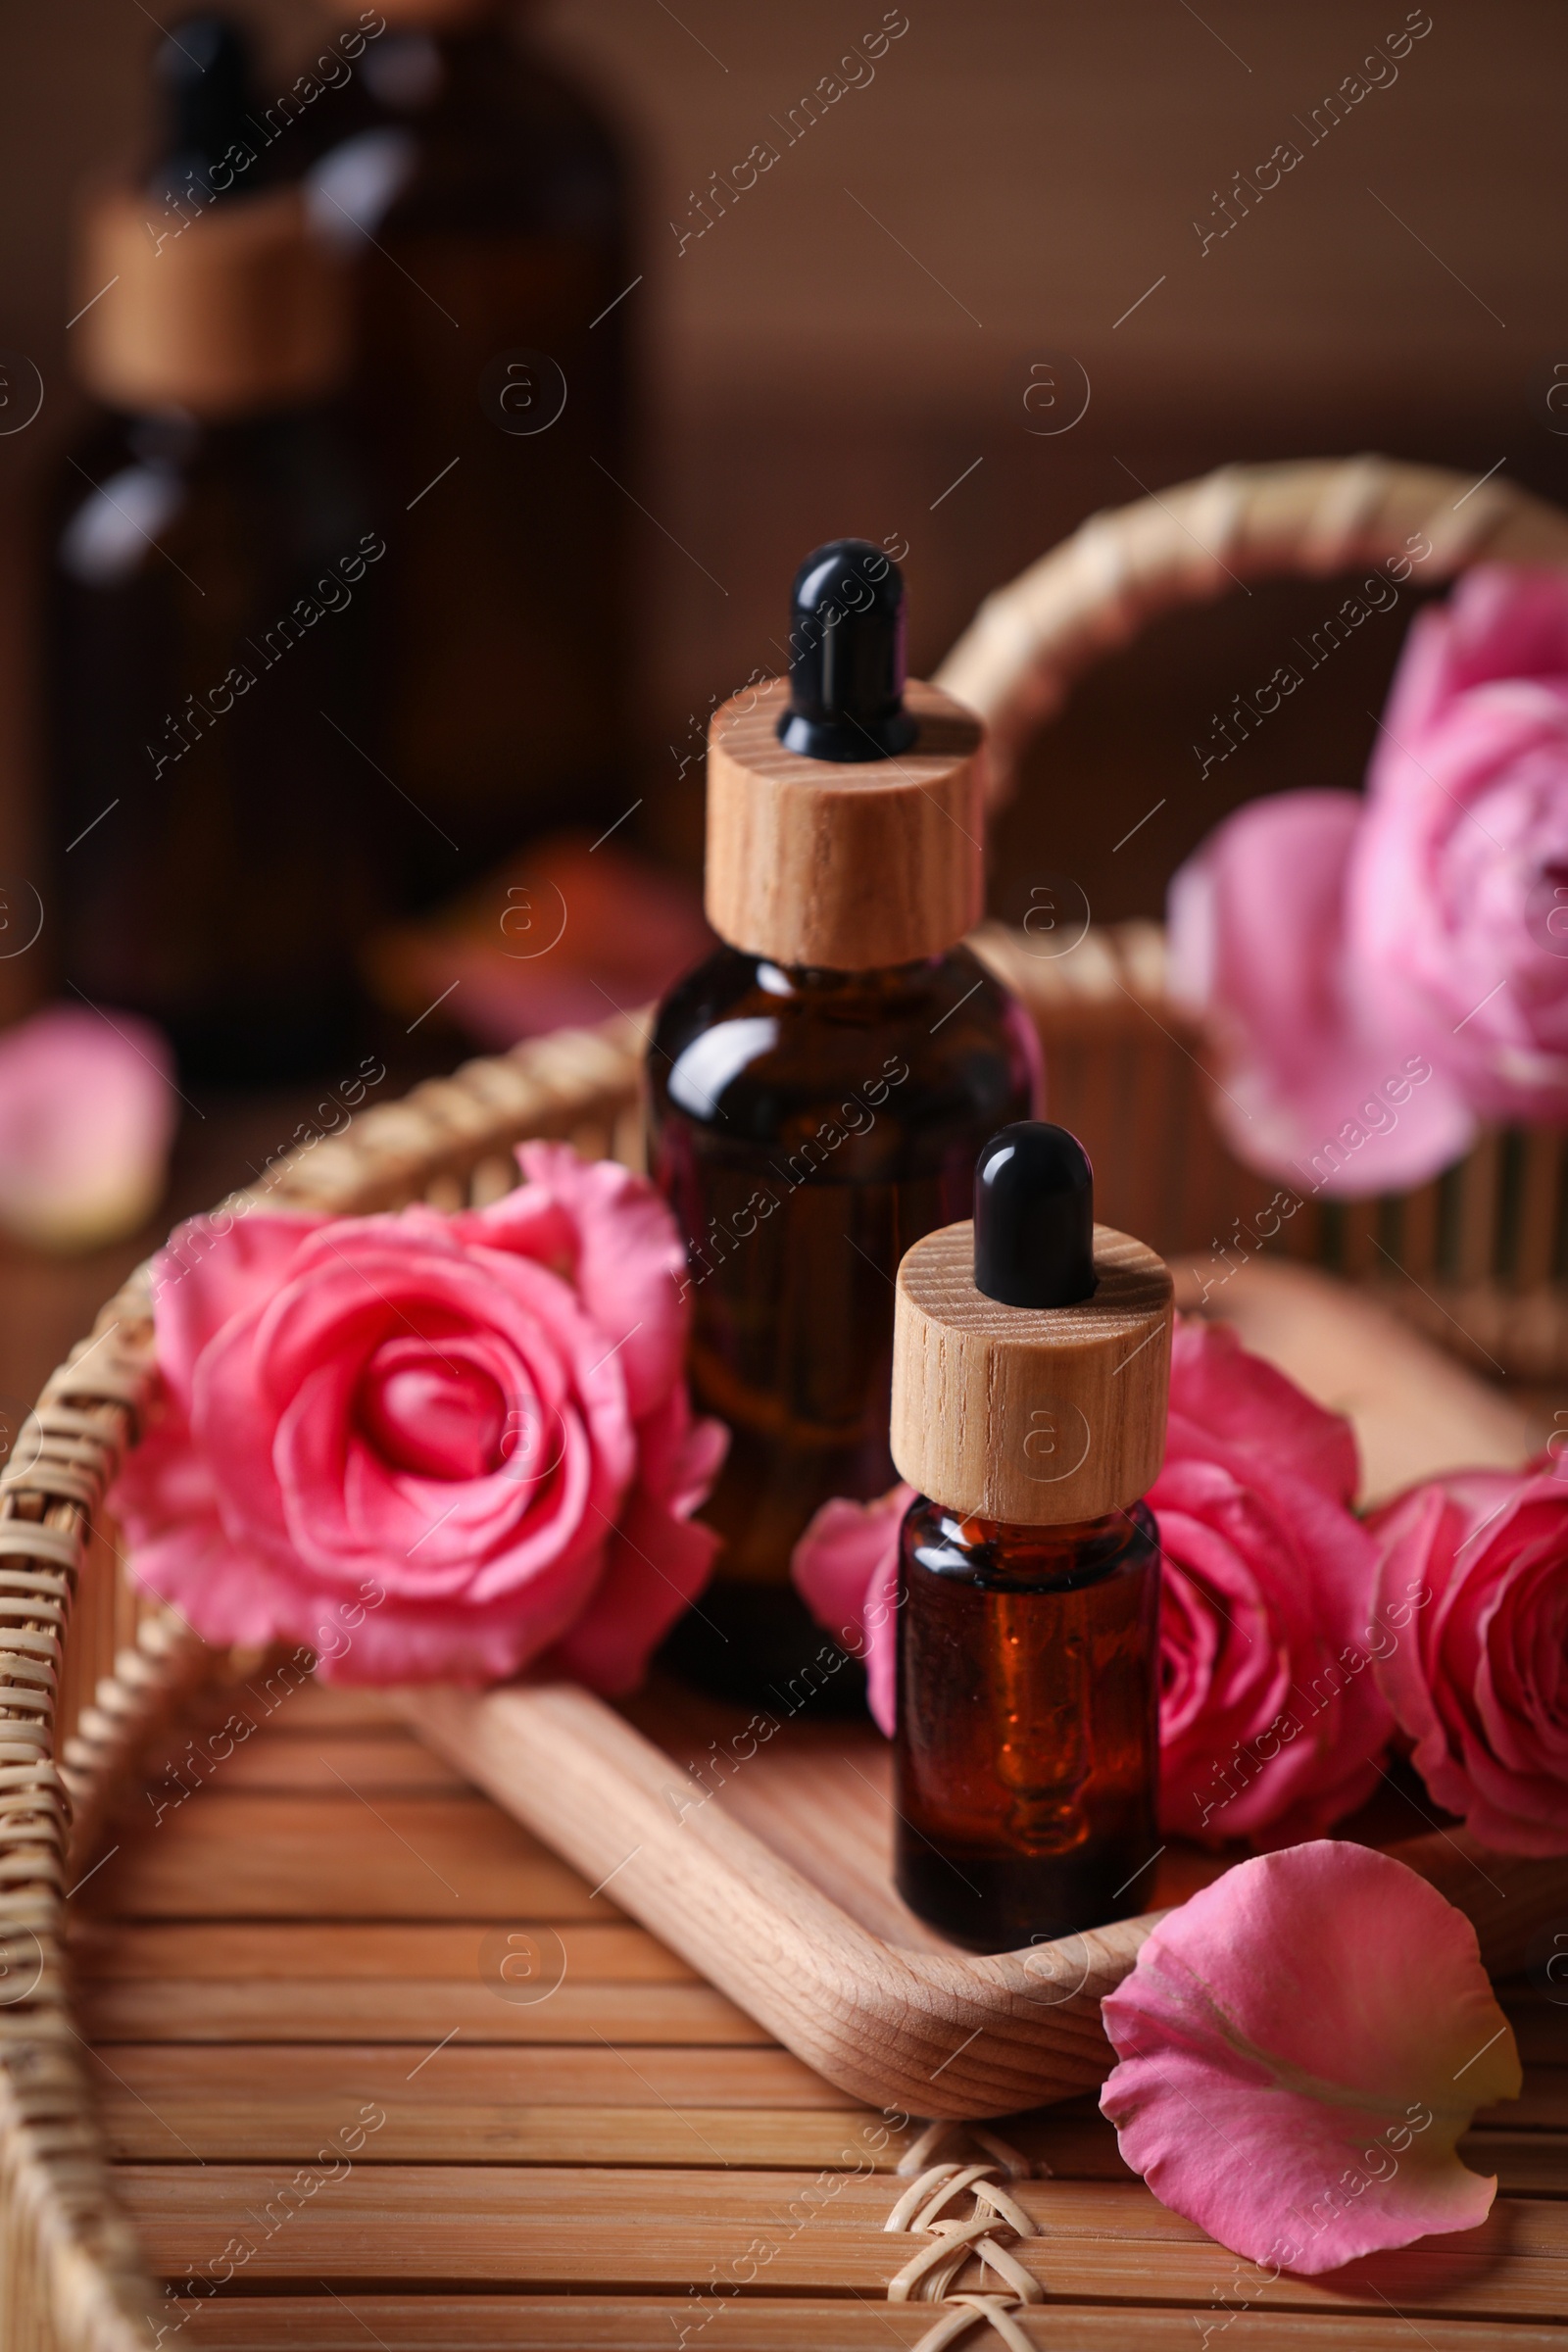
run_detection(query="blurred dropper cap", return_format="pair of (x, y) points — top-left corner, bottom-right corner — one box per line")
(74, 15), (347, 419)
(151, 16), (255, 213)
(704, 539), (985, 969)
(891, 1121), (1173, 1525)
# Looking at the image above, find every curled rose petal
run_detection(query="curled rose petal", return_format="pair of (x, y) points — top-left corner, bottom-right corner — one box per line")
(1101, 1841), (1521, 2274)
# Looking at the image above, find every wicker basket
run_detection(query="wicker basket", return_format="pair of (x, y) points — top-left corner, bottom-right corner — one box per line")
(9, 451), (1568, 2344)
(945, 455), (1568, 1383)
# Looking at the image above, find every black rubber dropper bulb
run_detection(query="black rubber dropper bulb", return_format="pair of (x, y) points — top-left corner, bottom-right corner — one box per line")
(152, 17), (257, 214)
(973, 1121), (1098, 1309)
(777, 538), (920, 762)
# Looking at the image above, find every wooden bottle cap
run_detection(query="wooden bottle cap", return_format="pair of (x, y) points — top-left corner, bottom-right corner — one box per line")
(891, 1220), (1173, 1525)
(704, 674), (984, 970)
(74, 185), (347, 419)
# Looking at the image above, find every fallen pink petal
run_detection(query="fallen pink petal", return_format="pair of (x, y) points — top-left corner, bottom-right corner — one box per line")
(0, 1001), (175, 1250)
(1100, 1841), (1521, 2274)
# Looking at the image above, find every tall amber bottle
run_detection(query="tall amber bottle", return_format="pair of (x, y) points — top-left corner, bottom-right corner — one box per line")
(649, 543), (1040, 1703)
(890, 1123), (1173, 1951)
(303, 0), (633, 898)
(50, 18), (389, 1081)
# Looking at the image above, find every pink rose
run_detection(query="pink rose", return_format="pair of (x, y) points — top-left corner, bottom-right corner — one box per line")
(1153, 1321), (1392, 1848)
(1169, 566), (1568, 1193)
(1368, 1464), (1568, 1854)
(792, 1321), (1393, 1847)
(111, 1143), (727, 1689)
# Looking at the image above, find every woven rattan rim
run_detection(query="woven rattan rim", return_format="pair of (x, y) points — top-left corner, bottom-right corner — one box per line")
(936, 455), (1568, 804)
(11, 451), (1568, 2348)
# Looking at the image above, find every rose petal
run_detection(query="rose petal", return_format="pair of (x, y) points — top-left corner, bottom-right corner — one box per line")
(1167, 792), (1475, 1195)
(792, 1485), (911, 1737)
(590, 1497), (720, 1690)
(1165, 1318), (1359, 1504)
(1152, 1323), (1391, 1848)
(150, 1210), (328, 1409)
(1377, 565), (1568, 745)
(1101, 1841), (1521, 2275)
(460, 1143), (687, 1421)
(0, 1004), (178, 1251)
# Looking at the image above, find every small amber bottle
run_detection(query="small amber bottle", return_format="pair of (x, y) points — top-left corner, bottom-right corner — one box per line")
(649, 543), (1039, 1703)
(890, 1123), (1173, 1951)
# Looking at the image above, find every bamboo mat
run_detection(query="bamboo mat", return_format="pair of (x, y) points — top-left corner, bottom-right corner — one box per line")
(68, 1679), (1568, 2350)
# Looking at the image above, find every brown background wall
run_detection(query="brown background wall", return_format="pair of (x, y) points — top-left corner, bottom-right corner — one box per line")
(1, 0), (1563, 963)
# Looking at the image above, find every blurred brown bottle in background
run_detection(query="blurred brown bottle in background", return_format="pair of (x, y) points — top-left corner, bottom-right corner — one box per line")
(303, 0), (636, 906)
(50, 17), (393, 1084)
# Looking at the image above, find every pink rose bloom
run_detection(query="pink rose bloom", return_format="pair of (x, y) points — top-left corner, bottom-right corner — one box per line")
(1368, 1463), (1568, 1854)
(1169, 566), (1568, 1194)
(1102, 1842), (1520, 2274)
(792, 1321), (1392, 1847)
(111, 1143), (727, 1689)
(1153, 1321), (1392, 1848)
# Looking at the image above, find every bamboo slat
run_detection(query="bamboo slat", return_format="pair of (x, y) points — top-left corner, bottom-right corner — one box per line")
(81, 2071), (1567, 2197)
(1483, 2071), (1568, 2132)
(85, 1795), (613, 1922)
(93, 2099), (907, 2172)
(160, 2302), (1568, 2352)
(111, 2167), (1568, 2317)
(146, 1733), (472, 1796)
(78, 1980), (768, 2045)
(85, 2043), (847, 2110)
(68, 1921), (694, 1982)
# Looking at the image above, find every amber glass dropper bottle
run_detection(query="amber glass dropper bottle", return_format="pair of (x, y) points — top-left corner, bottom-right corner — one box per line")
(51, 18), (385, 1082)
(890, 1122), (1173, 1951)
(649, 542), (1041, 1707)
(302, 0), (633, 896)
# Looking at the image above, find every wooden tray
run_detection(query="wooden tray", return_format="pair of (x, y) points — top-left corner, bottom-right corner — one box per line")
(397, 1256), (1568, 2123)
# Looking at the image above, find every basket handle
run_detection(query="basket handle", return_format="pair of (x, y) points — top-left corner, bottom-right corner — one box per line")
(935, 455), (1568, 808)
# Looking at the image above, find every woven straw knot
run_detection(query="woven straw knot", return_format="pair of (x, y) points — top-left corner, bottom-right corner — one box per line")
(883, 2153), (1042, 2352)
